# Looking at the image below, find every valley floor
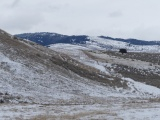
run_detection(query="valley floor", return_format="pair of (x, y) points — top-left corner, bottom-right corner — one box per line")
(1, 100), (160, 120)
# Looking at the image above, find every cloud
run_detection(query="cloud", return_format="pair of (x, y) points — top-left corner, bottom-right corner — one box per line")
(11, 0), (21, 7)
(1, 0), (160, 40)
(0, 9), (44, 34)
(109, 11), (123, 18)
(131, 26), (160, 40)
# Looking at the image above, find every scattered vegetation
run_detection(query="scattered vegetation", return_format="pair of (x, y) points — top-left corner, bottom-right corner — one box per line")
(104, 51), (160, 65)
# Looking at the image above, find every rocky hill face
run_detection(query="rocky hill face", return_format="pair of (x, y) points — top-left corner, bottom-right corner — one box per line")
(1, 29), (160, 119)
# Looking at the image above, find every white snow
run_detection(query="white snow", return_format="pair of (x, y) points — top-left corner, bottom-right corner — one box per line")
(123, 77), (160, 97)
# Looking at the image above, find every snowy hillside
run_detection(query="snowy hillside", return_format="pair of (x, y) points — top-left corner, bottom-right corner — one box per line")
(1, 29), (129, 104)
(50, 43), (160, 94)
(0, 29), (160, 119)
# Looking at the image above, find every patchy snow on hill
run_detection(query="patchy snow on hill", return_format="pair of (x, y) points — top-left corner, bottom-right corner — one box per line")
(16, 32), (160, 53)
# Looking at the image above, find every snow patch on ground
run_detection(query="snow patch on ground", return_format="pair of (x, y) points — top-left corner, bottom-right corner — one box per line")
(123, 77), (160, 97)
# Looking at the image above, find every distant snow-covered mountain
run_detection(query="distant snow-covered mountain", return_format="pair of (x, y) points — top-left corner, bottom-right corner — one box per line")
(15, 32), (89, 46)
(15, 32), (160, 52)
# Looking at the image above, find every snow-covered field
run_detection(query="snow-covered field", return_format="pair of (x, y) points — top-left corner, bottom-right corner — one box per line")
(1, 102), (160, 120)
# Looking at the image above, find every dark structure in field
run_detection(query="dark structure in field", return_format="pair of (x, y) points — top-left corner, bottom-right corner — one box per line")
(119, 49), (127, 54)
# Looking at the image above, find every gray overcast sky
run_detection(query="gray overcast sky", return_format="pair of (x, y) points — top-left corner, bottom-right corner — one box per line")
(1, 0), (160, 40)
